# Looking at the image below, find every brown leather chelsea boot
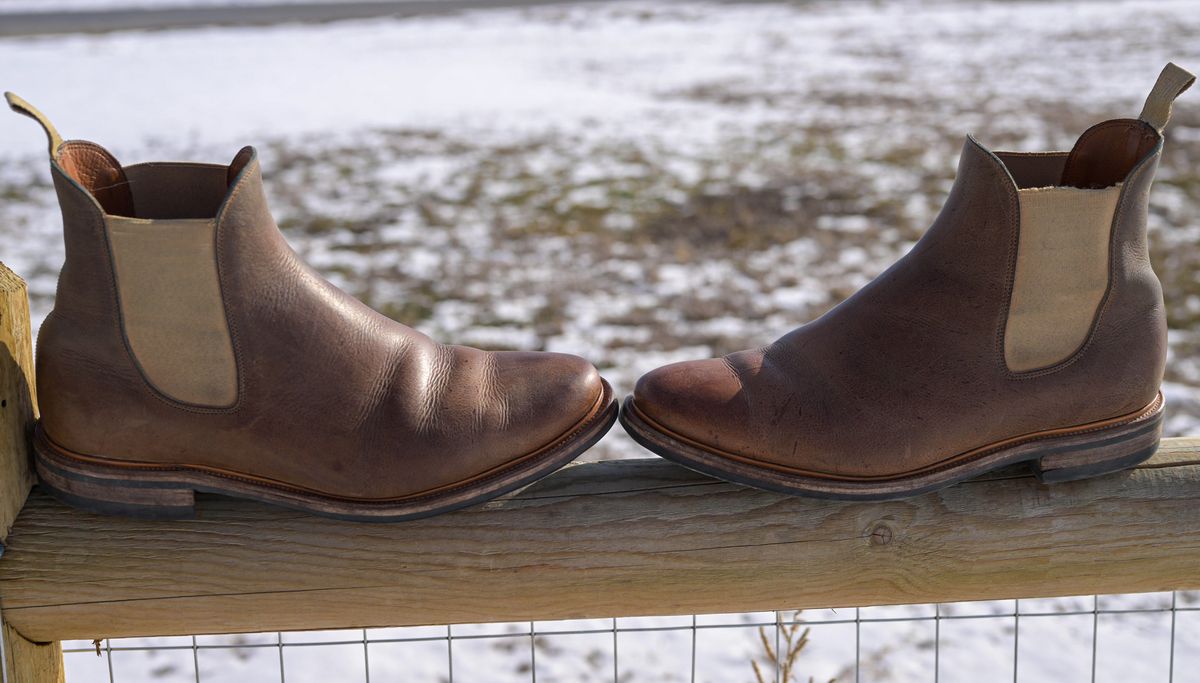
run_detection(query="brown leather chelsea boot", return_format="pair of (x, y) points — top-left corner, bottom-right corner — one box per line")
(621, 63), (1194, 500)
(8, 94), (617, 521)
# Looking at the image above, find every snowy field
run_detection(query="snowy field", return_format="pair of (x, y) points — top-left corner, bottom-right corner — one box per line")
(2, 0), (1200, 680)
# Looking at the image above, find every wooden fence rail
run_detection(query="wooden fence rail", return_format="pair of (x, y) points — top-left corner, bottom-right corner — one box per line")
(0, 262), (1197, 682)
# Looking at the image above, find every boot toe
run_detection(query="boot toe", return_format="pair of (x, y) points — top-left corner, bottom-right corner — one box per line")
(632, 358), (748, 450)
(492, 351), (607, 451)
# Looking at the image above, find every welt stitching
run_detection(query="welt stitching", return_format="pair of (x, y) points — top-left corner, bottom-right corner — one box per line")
(634, 393), (1161, 483)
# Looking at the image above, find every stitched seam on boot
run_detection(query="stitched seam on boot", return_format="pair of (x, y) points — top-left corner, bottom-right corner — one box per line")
(988, 137), (1024, 377)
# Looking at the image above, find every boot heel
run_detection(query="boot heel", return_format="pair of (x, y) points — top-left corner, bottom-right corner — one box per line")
(1029, 403), (1164, 484)
(33, 429), (196, 519)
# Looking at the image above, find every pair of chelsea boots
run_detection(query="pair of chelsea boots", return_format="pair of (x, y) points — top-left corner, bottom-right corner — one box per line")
(7, 63), (1194, 521)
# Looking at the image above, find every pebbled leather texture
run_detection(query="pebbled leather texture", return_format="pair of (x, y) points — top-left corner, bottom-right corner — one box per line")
(37, 150), (608, 500)
(631, 135), (1167, 479)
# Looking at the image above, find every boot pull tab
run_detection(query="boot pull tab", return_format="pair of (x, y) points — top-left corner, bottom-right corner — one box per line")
(5, 92), (64, 157)
(1139, 63), (1195, 133)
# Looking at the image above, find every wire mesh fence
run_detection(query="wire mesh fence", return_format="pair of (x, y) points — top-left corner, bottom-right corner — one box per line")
(43, 590), (1200, 683)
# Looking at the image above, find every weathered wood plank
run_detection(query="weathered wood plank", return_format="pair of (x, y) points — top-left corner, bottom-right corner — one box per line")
(0, 263), (37, 547)
(2, 621), (63, 683)
(0, 438), (1197, 642)
(0, 263), (61, 683)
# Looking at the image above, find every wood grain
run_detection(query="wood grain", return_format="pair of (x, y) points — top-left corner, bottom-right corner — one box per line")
(0, 438), (1196, 642)
(0, 263), (36, 546)
(2, 622), (63, 683)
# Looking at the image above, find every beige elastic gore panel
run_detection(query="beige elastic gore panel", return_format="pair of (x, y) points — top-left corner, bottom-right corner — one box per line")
(107, 216), (238, 407)
(1005, 185), (1121, 372)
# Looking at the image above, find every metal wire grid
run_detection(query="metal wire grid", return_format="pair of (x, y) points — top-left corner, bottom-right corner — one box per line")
(38, 592), (1199, 683)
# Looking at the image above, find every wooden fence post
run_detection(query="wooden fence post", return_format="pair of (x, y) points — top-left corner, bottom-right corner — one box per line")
(2, 624), (62, 683)
(0, 263), (62, 683)
(0, 263), (37, 544)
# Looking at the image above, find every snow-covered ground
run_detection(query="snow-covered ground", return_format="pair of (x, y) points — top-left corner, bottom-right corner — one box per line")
(2, 0), (1200, 680)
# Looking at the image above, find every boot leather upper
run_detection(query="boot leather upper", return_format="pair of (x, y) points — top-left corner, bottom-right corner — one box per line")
(36, 148), (606, 501)
(633, 133), (1169, 480)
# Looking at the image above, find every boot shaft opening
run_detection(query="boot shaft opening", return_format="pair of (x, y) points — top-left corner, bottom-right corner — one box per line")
(53, 140), (253, 221)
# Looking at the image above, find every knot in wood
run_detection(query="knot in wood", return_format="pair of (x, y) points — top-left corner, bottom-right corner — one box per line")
(868, 522), (894, 547)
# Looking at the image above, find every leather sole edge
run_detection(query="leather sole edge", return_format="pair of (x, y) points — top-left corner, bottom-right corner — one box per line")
(619, 392), (1164, 501)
